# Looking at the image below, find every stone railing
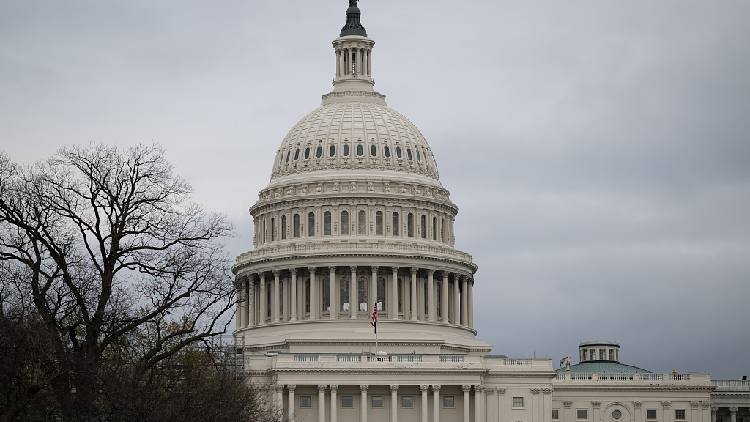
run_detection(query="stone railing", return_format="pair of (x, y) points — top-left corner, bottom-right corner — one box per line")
(235, 241), (475, 265)
(268, 353), (482, 369)
(484, 357), (553, 371)
(713, 380), (750, 390)
(554, 373), (711, 383)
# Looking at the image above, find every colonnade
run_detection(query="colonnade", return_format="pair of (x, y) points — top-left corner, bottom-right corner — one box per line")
(236, 266), (474, 330)
(336, 46), (372, 79)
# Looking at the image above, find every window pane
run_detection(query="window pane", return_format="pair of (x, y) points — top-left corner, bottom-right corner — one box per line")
(647, 410), (657, 420)
(371, 145), (377, 156)
(322, 277), (330, 311)
(402, 396), (413, 408)
(676, 411), (686, 420)
(407, 148), (412, 160)
(341, 211), (350, 235)
(384, 146), (390, 157)
(613, 410), (622, 420)
(396, 146), (402, 158)
(340, 277), (350, 311)
(286, 151), (291, 163)
(578, 410), (588, 420)
(282, 215), (287, 240)
(398, 278), (403, 312)
(271, 218), (276, 241)
(433, 217), (437, 240)
(305, 147), (310, 159)
(553, 410), (559, 420)
(330, 145), (336, 157)
(294, 214), (300, 237)
(443, 396), (454, 408)
(377, 277), (385, 311)
(417, 149), (421, 162)
(420, 215), (426, 239)
(294, 149), (300, 160)
(300, 396), (311, 407)
(372, 396), (383, 408)
(342, 396), (353, 407)
(358, 210), (366, 235)
(393, 212), (399, 236)
(513, 397), (524, 408)
(324, 211), (332, 235)
(344, 144), (350, 156)
(376, 211), (383, 235)
(308, 212), (315, 237)
(358, 277), (368, 311)
(407, 213), (414, 237)
(357, 144), (363, 156)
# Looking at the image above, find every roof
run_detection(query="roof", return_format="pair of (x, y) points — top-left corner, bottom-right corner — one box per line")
(558, 361), (651, 373)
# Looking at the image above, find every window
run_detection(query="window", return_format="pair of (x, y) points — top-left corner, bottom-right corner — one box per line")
(322, 277), (331, 312)
(271, 217), (276, 241)
(371, 145), (377, 156)
(423, 278), (428, 314)
(376, 277), (386, 311)
(583, 349), (587, 361)
(358, 210), (366, 235)
(436, 282), (441, 317)
(443, 396), (454, 408)
(590, 349), (595, 360)
(553, 410), (560, 420)
(513, 397), (524, 408)
(330, 145), (336, 157)
(675, 410), (686, 421)
(357, 144), (364, 156)
(416, 149), (421, 162)
(433, 217), (437, 240)
(293, 214), (300, 237)
(609, 349), (615, 361)
(281, 215), (287, 240)
(304, 279), (310, 313)
(358, 276), (368, 312)
(286, 151), (290, 163)
(279, 281), (283, 314)
(300, 396), (311, 407)
(343, 144), (350, 156)
(407, 213), (414, 237)
(294, 149), (300, 160)
(376, 211), (383, 235)
(324, 211), (332, 235)
(340, 277), (350, 311)
(384, 145), (390, 157)
(393, 212), (399, 236)
(599, 349), (605, 360)
(441, 218), (445, 242)
(308, 212), (315, 237)
(406, 148), (413, 160)
(420, 215), (427, 239)
(402, 396), (413, 408)
(612, 410), (622, 420)
(341, 211), (350, 235)
(398, 278), (403, 313)
(647, 410), (657, 420)
(316, 146), (322, 158)
(372, 396), (383, 408)
(304, 147), (310, 159)
(266, 283), (271, 317)
(395, 146), (402, 158)
(577, 410), (588, 420)
(342, 396), (353, 408)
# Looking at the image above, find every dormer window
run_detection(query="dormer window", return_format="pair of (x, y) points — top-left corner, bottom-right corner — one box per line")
(384, 146), (391, 157)
(396, 146), (402, 158)
(316, 146), (323, 158)
(357, 144), (364, 156)
(294, 149), (300, 160)
(406, 148), (413, 160)
(344, 144), (350, 156)
(370, 145), (377, 156)
(304, 147), (310, 160)
(330, 146), (336, 157)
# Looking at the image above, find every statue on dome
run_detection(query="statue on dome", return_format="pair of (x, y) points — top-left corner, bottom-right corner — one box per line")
(349, 0), (358, 6)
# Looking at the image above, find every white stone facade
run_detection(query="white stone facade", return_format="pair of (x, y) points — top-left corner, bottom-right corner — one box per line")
(232, 3), (745, 422)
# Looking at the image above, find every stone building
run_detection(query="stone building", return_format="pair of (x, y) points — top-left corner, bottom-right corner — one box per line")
(232, 2), (748, 422)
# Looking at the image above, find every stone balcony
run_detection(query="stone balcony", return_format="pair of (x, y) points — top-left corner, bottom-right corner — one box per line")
(713, 380), (750, 391)
(554, 372), (712, 385)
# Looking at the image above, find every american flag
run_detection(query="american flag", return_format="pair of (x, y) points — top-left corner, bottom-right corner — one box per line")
(371, 303), (377, 334)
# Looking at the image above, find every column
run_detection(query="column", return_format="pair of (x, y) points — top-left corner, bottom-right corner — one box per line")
(543, 389), (553, 422)
(288, 385), (296, 422)
(433, 386), (441, 422)
(290, 269), (298, 321)
(460, 276), (468, 326)
(692, 402), (700, 422)
(330, 385), (338, 422)
(730, 407), (738, 422)
(236, 280), (243, 329)
(318, 385), (326, 422)
(330, 267), (337, 319)
(441, 272), (449, 323)
(336, 49), (341, 77)
(309, 267), (317, 320)
(273, 271), (281, 323)
(391, 385), (399, 422)
(411, 268), (418, 321)
(592, 401), (601, 422)
(487, 388), (496, 422)
(662, 401), (671, 422)
(421, 385), (429, 422)
(475, 386), (484, 422)
(360, 385), (369, 422)
(283, 276), (289, 322)
(367, 49), (372, 76)
(462, 385), (471, 422)
(634, 402), (642, 422)
(497, 388), (506, 422)
(363, 48), (368, 77)
(711, 408), (717, 422)
(453, 275), (460, 326)
(427, 270), (436, 322)
(390, 267), (399, 320)
(276, 385), (283, 410)
(355, 48), (360, 76)
(532, 390), (540, 422)
(371, 266), (379, 315)
(259, 274), (267, 326)
(350, 266), (358, 319)
(564, 402), (573, 422)
(248, 277), (256, 326)
(468, 279), (474, 328)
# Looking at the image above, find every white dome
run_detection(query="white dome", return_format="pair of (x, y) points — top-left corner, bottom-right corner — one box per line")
(270, 101), (440, 184)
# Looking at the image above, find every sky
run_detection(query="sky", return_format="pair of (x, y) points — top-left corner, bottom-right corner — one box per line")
(1, 0), (749, 379)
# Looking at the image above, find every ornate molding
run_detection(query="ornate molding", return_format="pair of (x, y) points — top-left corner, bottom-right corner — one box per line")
(691, 402), (700, 408)
(360, 385), (369, 392)
(390, 385), (399, 391)
(662, 401), (671, 408)
(634, 402), (642, 409)
(420, 385), (430, 392)
(496, 388), (506, 395)
(432, 385), (441, 392)
(564, 401), (573, 409)
(318, 384), (327, 392)
(462, 385), (472, 392)
(531, 388), (541, 395)
(592, 401), (601, 408)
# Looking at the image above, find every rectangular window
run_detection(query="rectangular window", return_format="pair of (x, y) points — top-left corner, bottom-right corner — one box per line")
(402, 396), (413, 408)
(577, 410), (588, 420)
(271, 218), (276, 241)
(553, 410), (560, 420)
(372, 396), (383, 408)
(599, 349), (605, 360)
(443, 396), (454, 408)
(583, 349), (587, 361)
(300, 396), (311, 408)
(376, 211), (383, 235)
(308, 212), (315, 237)
(341, 211), (349, 235)
(647, 410), (657, 420)
(358, 210), (366, 235)
(609, 349), (615, 360)
(513, 397), (524, 408)
(324, 211), (332, 235)
(342, 396), (353, 408)
(393, 212), (399, 236)
(675, 410), (686, 420)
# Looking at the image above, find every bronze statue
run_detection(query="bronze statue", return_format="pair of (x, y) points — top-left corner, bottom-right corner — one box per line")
(349, 0), (358, 7)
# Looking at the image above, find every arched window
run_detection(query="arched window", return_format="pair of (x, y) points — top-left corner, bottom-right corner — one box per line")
(384, 145), (391, 158)
(294, 214), (301, 238)
(370, 145), (377, 156)
(281, 215), (287, 240)
(393, 212), (399, 236)
(304, 147), (310, 159)
(330, 145), (336, 157)
(343, 144), (350, 156)
(271, 217), (276, 241)
(316, 146), (323, 158)
(407, 148), (413, 160)
(341, 211), (350, 235)
(356, 144), (364, 157)
(407, 213), (414, 237)
(324, 211), (332, 236)
(322, 277), (330, 312)
(375, 211), (383, 235)
(377, 277), (386, 311)
(395, 146), (402, 159)
(308, 212), (315, 237)
(340, 277), (350, 312)
(358, 210), (366, 235)
(294, 149), (300, 160)
(420, 215), (427, 239)
(358, 276), (368, 312)
(433, 217), (437, 240)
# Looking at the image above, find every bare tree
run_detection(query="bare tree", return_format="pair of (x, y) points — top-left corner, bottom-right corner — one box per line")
(0, 144), (237, 420)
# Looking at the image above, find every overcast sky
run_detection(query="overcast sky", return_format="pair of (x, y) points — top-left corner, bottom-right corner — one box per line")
(1, 0), (749, 379)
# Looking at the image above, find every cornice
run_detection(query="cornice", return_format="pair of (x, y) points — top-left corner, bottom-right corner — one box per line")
(270, 368), (489, 376)
(553, 386), (715, 392)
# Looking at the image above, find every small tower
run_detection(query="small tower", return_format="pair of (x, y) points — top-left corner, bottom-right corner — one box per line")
(579, 340), (621, 363)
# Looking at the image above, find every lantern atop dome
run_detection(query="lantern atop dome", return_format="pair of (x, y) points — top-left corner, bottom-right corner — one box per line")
(341, 0), (367, 37)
